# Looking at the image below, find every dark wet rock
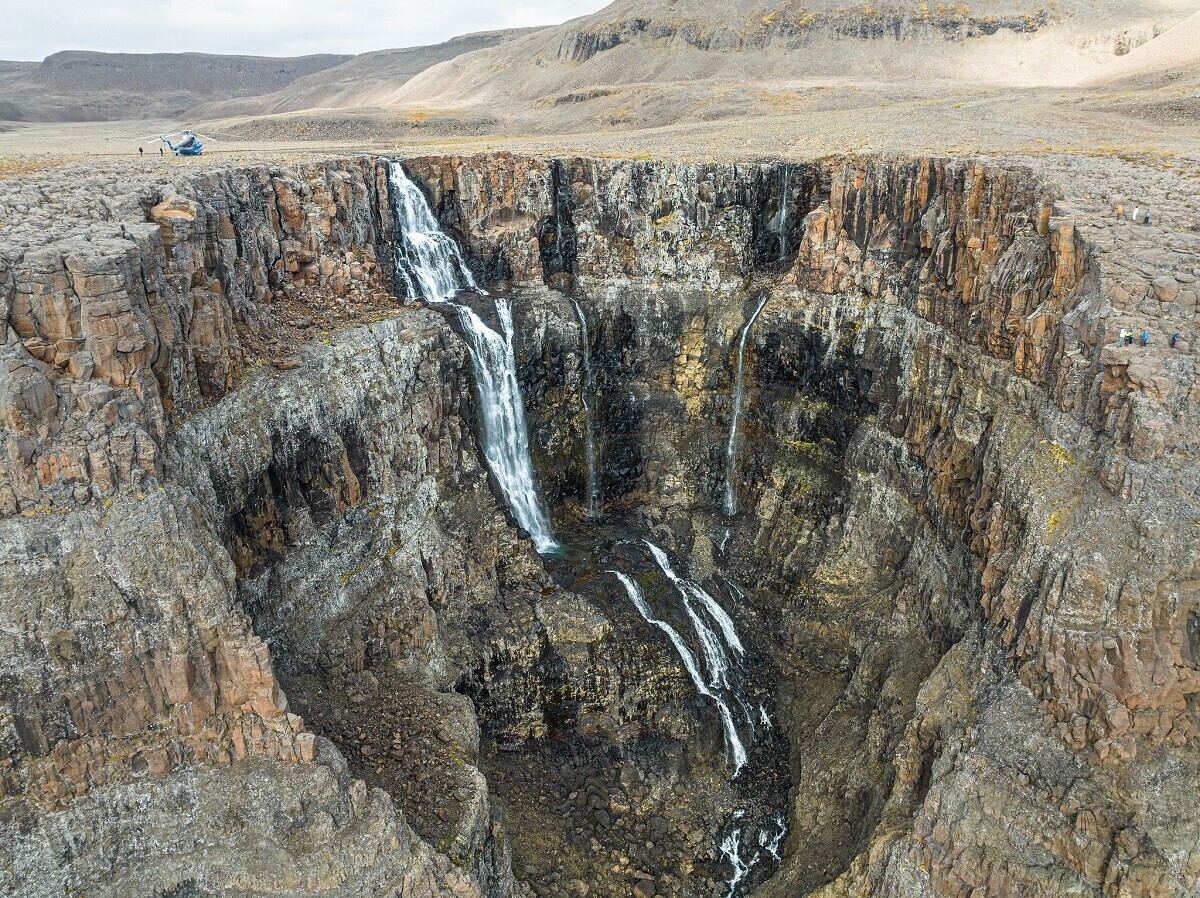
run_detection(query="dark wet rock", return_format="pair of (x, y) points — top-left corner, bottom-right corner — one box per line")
(1, 150), (1197, 898)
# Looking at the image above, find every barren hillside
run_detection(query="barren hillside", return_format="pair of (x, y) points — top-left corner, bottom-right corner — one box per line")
(187, 28), (542, 120)
(193, 0), (1200, 139)
(0, 50), (352, 122)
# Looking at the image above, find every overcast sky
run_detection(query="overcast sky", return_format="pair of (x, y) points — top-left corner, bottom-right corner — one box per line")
(2, 0), (605, 61)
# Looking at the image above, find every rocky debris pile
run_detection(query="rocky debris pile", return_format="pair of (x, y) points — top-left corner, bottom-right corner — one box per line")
(483, 735), (730, 898)
(286, 667), (489, 855)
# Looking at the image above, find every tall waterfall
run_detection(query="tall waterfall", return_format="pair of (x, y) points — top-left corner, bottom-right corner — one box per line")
(609, 570), (748, 773)
(456, 300), (559, 552)
(723, 295), (770, 516)
(570, 298), (599, 517)
(776, 165), (792, 262)
(389, 161), (558, 552)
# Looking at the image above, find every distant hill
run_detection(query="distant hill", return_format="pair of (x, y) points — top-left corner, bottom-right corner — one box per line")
(189, 28), (540, 120)
(0, 50), (352, 122)
(0, 28), (542, 124)
(370, 0), (1200, 132)
(5, 1), (1196, 136)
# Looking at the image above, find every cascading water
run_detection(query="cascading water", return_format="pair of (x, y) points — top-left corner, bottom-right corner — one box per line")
(390, 159), (782, 895)
(388, 163), (480, 302)
(721, 824), (754, 898)
(719, 814), (788, 898)
(570, 298), (600, 517)
(640, 540), (788, 895)
(723, 294), (770, 516)
(389, 161), (558, 552)
(645, 541), (744, 658)
(776, 164), (792, 262)
(455, 300), (559, 552)
(609, 570), (747, 772)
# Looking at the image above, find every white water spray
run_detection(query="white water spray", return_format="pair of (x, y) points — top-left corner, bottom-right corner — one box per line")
(609, 571), (747, 773)
(390, 161), (557, 552)
(763, 813), (787, 860)
(776, 164), (792, 262)
(723, 294), (770, 516)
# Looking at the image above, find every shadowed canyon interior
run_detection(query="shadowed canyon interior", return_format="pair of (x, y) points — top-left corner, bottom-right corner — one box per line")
(0, 152), (1197, 898)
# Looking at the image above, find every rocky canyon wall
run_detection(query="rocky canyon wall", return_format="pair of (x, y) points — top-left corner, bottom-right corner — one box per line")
(408, 152), (1199, 896)
(0, 157), (536, 898)
(0, 150), (1196, 898)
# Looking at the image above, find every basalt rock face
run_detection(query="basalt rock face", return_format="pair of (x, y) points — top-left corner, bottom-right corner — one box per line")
(0, 157), (399, 517)
(1, 151), (1198, 898)
(406, 153), (1199, 896)
(405, 153), (821, 293)
(782, 160), (1198, 898)
(0, 158), (542, 898)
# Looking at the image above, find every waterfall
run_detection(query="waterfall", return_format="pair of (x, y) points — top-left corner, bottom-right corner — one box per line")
(777, 165), (792, 262)
(389, 160), (558, 552)
(641, 540), (749, 768)
(609, 570), (748, 773)
(645, 541), (744, 657)
(723, 295), (770, 517)
(570, 298), (599, 517)
(719, 813), (787, 898)
(455, 299), (559, 552)
(638, 540), (785, 892)
(389, 158), (778, 890)
(645, 541), (732, 688)
(388, 163), (479, 303)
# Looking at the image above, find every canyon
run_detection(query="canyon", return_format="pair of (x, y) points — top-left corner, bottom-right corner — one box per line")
(0, 146), (1197, 898)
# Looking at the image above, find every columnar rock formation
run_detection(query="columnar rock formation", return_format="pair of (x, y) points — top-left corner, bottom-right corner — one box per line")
(0, 150), (1196, 898)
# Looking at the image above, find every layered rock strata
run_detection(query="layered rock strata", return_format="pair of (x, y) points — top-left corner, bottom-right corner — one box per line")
(0, 149), (1196, 898)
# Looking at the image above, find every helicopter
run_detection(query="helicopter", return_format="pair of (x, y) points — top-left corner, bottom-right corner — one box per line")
(141, 129), (212, 156)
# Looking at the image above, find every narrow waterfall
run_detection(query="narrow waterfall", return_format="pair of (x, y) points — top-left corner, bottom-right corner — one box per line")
(723, 295), (770, 516)
(455, 300), (559, 553)
(640, 540), (749, 772)
(764, 814), (787, 860)
(570, 298), (599, 517)
(640, 540), (784, 893)
(389, 161), (558, 552)
(609, 570), (748, 772)
(645, 541), (744, 657)
(777, 165), (792, 262)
